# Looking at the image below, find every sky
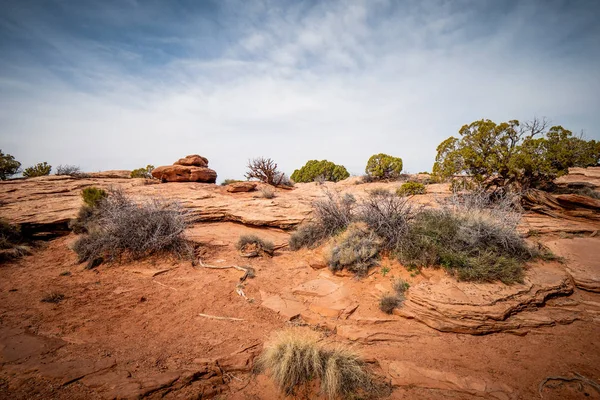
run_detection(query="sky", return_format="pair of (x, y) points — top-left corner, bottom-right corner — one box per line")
(1, 0), (599, 181)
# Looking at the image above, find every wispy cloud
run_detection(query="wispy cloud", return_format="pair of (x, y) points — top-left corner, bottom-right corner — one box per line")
(1, 0), (599, 179)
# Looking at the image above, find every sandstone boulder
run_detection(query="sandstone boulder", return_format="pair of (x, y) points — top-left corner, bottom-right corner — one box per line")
(151, 165), (217, 183)
(174, 154), (209, 167)
(226, 182), (257, 193)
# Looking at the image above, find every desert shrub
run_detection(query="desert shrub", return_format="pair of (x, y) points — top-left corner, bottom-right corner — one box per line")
(396, 191), (531, 284)
(359, 191), (413, 250)
(0, 150), (21, 180)
(289, 223), (328, 250)
(23, 162), (51, 178)
(56, 165), (82, 176)
(365, 153), (403, 180)
(260, 186), (276, 199)
(220, 179), (242, 186)
(327, 223), (381, 276)
(392, 278), (410, 295)
(0, 219), (21, 250)
(289, 192), (355, 250)
(81, 187), (107, 208)
(397, 181), (426, 196)
(379, 294), (400, 314)
(449, 178), (477, 192)
(130, 165), (155, 179)
(368, 188), (392, 197)
(41, 292), (65, 303)
(291, 160), (350, 183)
(236, 234), (274, 256)
(256, 329), (375, 400)
(245, 157), (290, 186)
(72, 190), (192, 266)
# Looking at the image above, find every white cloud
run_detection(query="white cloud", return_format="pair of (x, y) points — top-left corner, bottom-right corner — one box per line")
(1, 0), (599, 180)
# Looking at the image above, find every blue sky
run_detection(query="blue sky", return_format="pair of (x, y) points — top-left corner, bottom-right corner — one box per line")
(1, 0), (599, 180)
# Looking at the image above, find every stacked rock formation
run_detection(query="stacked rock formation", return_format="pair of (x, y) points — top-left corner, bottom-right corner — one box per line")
(152, 155), (217, 183)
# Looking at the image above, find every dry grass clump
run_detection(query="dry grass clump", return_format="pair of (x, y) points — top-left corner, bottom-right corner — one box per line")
(0, 218), (30, 262)
(236, 234), (274, 256)
(259, 186), (276, 199)
(289, 191), (355, 250)
(327, 223), (381, 276)
(41, 292), (64, 303)
(72, 190), (192, 268)
(379, 294), (401, 314)
(256, 329), (377, 400)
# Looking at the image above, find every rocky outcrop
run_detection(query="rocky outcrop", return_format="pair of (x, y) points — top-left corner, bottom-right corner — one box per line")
(174, 154), (209, 167)
(226, 182), (257, 193)
(555, 166), (600, 189)
(152, 165), (217, 183)
(522, 189), (600, 222)
(545, 237), (600, 292)
(397, 263), (579, 334)
(152, 155), (217, 183)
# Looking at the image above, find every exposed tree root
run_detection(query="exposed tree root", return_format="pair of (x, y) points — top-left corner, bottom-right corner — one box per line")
(198, 313), (244, 321)
(539, 373), (600, 398)
(196, 259), (255, 301)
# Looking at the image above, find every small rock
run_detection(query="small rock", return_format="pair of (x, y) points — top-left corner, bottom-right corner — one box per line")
(226, 182), (257, 193)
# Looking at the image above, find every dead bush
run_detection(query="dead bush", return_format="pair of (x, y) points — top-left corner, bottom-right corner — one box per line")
(359, 190), (413, 250)
(236, 234), (274, 257)
(72, 190), (192, 266)
(256, 329), (377, 400)
(245, 157), (291, 186)
(327, 223), (381, 276)
(41, 292), (64, 303)
(289, 223), (328, 250)
(379, 294), (400, 314)
(56, 164), (84, 177)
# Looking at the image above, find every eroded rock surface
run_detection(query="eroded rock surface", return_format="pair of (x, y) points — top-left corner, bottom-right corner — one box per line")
(397, 263), (579, 334)
(546, 237), (600, 292)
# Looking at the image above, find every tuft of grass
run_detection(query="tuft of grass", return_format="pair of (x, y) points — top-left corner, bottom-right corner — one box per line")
(379, 294), (400, 314)
(256, 329), (376, 400)
(236, 234), (274, 256)
(260, 186), (276, 199)
(220, 179), (242, 186)
(41, 292), (64, 303)
(396, 181), (426, 196)
(327, 223), (381, 276)
(392, 278), (409, 295)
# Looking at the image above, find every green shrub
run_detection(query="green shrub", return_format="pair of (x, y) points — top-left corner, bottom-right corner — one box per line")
(397, 181), (426, 196)
(81, 187), (107, 208)
(291, 160), (350, 183)
(23, 162), (51, 178)
(256, 329), (376, 400)
(236, 234), (274, 256)
(130, 165), (155, 179)
(0, 150), (21, 180)
(220, 179), (242, 186)
(327, 223), (381, 276)
(365, 153), (403, 180)
(396, 208), (530, 284)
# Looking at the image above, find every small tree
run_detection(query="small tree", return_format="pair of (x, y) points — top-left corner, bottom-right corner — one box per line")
(365, 153), (403, 180)
(291, 160), (350, 183)
(432, 118), (600, 190)
(245, 157), (287, 186)
(0, 150), (21, 180)
(131, 165), (155, 179)
(23, 162), (51, 178)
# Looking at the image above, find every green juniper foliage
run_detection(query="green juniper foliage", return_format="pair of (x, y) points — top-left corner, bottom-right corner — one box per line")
(23, 162), (51, 178)
(130, 165), (155, 179)
(365, 153), (403, 180)
(397, 181), (426, 196)
(0, 150), (21, 180)
(291, 160), (350, 183)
